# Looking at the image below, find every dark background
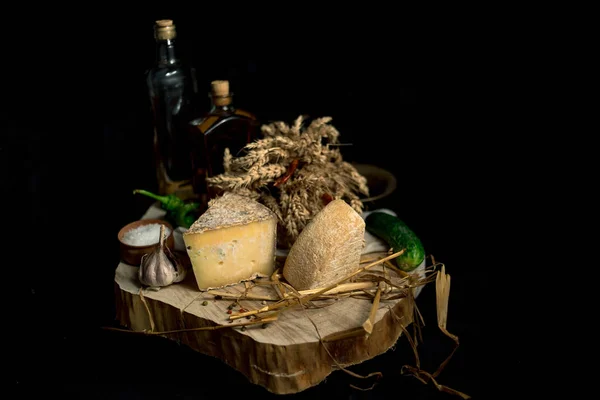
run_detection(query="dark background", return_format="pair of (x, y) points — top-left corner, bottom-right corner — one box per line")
(2, 6), (523, 400)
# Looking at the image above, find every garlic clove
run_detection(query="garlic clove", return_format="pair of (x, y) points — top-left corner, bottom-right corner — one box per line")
(138, 248), (175, 288)
(164, 245), (186, 283)
(138, 224), (182, 288)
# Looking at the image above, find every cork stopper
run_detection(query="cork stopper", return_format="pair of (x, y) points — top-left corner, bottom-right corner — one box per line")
(154, 19), (176, 40)
(156, 20), (173, 27)
(211, 80), (232, 106)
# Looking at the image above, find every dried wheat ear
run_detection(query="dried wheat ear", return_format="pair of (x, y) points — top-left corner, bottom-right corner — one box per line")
(206, 115), (370, 248)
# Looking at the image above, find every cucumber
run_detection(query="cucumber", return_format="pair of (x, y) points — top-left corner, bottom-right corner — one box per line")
(365, 212), (425, 272)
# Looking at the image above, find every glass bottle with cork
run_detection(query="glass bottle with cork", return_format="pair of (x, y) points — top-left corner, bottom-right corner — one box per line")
(189, 80), (260, 200)
(146, 19), (200, 200)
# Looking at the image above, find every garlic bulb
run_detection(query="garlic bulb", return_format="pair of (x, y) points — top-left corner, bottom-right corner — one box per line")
(138, 224), (186, 288)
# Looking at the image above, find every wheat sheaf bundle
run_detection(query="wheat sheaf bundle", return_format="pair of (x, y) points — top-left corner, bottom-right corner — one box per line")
(206, 115), (370, 248)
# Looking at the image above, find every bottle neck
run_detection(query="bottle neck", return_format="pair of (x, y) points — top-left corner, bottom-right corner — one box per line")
(156, 39), (178, 65)
(210, 93), (234, 112)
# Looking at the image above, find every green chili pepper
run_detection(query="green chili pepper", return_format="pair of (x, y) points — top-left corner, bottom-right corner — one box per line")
(133, 189), (201, 229)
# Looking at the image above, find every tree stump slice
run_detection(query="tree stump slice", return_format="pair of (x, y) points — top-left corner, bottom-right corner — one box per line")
(114, 258), (424, 394)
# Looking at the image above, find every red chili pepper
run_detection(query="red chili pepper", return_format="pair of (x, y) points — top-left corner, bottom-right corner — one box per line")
(274, 159), (299, 187)
(322, 193), (333, 205)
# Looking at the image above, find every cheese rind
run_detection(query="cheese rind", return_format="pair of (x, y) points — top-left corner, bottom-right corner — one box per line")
(186, 192), (275, 234)
(282, 199), (365, 291)
(183, 192), (277, 290)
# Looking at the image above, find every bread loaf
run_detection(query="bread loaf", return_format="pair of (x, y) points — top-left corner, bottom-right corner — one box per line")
(282, 199), (365, 290)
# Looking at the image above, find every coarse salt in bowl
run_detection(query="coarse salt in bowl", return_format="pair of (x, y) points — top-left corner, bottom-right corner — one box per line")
(117, 219), (175, 266)
(121, 223), (172, 246)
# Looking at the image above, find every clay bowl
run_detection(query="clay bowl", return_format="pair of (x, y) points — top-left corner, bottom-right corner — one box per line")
(117, 219), (175, 266)
(352, 163), (397, 203)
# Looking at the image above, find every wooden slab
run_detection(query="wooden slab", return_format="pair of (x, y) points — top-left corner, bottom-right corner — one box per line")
(114, 257), (425, 394)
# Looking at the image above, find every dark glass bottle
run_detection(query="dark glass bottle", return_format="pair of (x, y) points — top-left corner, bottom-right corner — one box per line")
(146, 19), (199, 200)
(189, 80), (260, 199)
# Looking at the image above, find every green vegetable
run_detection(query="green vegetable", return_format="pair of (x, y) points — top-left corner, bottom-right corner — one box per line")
(133, 189), (201, 229)
(365, 212), (425, 272)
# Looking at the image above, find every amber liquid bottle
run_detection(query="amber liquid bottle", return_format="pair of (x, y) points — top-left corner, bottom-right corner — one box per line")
(189, 80), (260, 201)
(146, 19), (200, 200)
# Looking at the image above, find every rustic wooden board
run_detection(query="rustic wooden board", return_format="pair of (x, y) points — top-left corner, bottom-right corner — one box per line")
(114, 256), (425, 394)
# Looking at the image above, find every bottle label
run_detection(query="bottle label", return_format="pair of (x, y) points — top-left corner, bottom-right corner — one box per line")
(195, 115), (219, 134)
(234, 109), (255, 119)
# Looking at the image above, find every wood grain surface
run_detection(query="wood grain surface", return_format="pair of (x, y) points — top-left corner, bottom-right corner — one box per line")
(114, 257), (426, 394)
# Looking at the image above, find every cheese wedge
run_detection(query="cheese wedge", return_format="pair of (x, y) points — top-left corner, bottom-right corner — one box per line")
(183, 192), (277, 290)
(282, 199), (365, 290)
